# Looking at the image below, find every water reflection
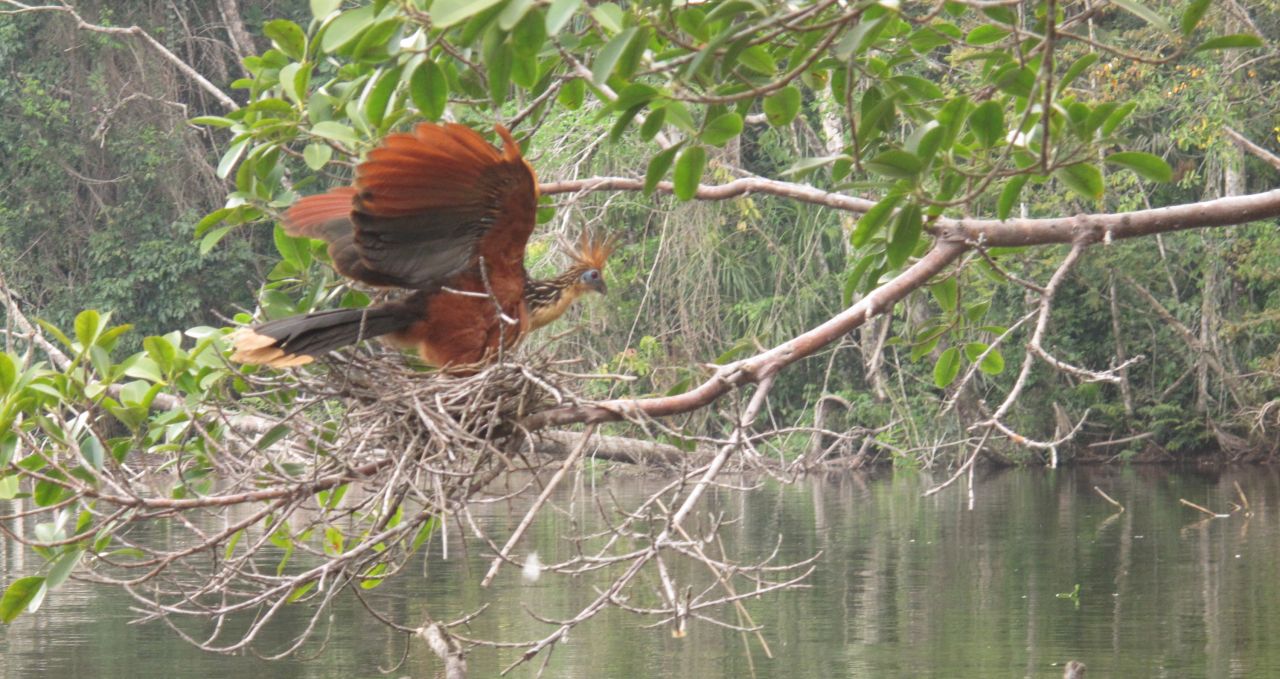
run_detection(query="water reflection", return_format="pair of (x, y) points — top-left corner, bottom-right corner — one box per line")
(3, 466), (1279, 678)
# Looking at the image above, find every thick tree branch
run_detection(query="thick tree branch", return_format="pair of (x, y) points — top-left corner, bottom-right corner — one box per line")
(522, 240), (967, 430)
(526, 184), (1280, 431)
(1224, 126), (1280, 172)
(0, 0), (239, 111)
(543, 177), (1280, 247)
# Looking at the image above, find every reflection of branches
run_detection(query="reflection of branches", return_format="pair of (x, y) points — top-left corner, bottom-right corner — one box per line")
(3, 272), (815, 673)
(500, 375), (822, 672)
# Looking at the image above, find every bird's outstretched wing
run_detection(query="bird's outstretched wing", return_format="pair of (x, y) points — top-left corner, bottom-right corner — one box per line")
(283, 123), (538, 290)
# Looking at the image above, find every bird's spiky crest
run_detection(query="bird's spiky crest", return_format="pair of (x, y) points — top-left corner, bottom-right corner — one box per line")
(565, 232), (616, 270)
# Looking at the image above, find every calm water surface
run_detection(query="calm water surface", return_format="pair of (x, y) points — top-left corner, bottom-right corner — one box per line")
(4, 466), (1280, 678)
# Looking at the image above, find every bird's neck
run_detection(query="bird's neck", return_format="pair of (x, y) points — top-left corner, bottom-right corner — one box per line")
(526, 269), (586, 331)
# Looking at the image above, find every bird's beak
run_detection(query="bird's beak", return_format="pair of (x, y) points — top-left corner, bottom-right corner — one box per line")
(591, 279), (608, 295)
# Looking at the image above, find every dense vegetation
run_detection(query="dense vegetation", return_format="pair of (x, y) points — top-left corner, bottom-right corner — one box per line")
(3, 1), (1276, 465)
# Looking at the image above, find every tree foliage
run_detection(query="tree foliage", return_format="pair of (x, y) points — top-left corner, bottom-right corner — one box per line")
(3, 0), (1280, 673)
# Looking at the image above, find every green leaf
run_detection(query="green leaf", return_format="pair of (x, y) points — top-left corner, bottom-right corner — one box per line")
(613, 83), (659, 111)
(763, 86), (801, 126)
(363, 66), (401, 127)
(310, 121), (358, 146)
(410, 60), (448, 121)
(1193, 34), (1264, 53)
(1055, 163), (1104, 201)
(512, 8), (548, 58)
(672, 145), (707, 201)
(886, 203), (922, 269)
(930, 278), (958, 312)
(279, 62), (309, 104)
(968, 100), (1004, 149)
(288, 580), (317, 603)
(74, 309), (104, 348)
(320, 6), (375, 53)
(143, 335), (179, 374)
(558, 77), (586, 110)
(303, 142), (332, 170)
(350, 18), (401, 63)
(1110, 0), (1170, 32)
(639, 107), (666, 140)
(1, 577), (46, 622)
(0, 475), (18, 501)
(36, 320), (73, 351)
(1057, 53), (1098, 94)
(311, 0), (341, 18)
(738, 45), (776, 75)
(592, 2), (625, 33)
(498, 0), (535, 30)
(703, 0), (760, 24)
(842, 255), (876, 307)
(906, 122), (944, 165)
(834, 15), (887, 60)
(592, 27), (637, 85)
(263, 19), (307, 61)
(411, 516), (439, 552)
(34, 479), (67, 507)
(546, 0), (583, 35)
(123, 356), (164, 383)
(616, 26), (650, 80)
(964, 342), (1006, 375)
(486, 43), (513, 106)
(866, 149), (924, 179)
(81, 433), (104, 471)
(644, 145), (681, 196)
(1105, 152), (1172, 182)
(1181, 0), (1211, 36)
(0, 353), (15, 393)
(997, 175), (1029, 220)
(933, 347), (961, 388)
(676, 8), (709, 42)
(1101, 101), (1137, 137)
(782, 154), (847, 177)
(966, 25), (1009, 45)
(274, 226), (312, 269)
(701, 112), (743, 147)
(432, 0), (505, 28)
(189, 115), (236, 128)
(608, 104), (644, 143)
(216, 137), (249, 179)
(852, 194), (903, 248)
(256, 425), (291, 450)
(199, 226), (233, 255)
(46, 549), (83, 589)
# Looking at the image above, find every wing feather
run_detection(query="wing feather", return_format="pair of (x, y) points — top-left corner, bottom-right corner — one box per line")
(277, 123), (537, 292)
(348, 123), (537, 289)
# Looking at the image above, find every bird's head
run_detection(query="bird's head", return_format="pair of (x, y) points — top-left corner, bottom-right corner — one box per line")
(564, 232), (616, 296)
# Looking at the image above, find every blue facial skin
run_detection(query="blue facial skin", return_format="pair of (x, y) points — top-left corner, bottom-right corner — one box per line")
(580, 269), (606, 294)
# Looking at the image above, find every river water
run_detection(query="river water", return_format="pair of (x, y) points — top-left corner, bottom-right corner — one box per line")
(3, 466), (1279, 678)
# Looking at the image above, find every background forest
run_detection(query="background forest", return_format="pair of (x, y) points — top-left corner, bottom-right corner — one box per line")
(1, 0), (1278, 470)
(4, 0), (1280, 674)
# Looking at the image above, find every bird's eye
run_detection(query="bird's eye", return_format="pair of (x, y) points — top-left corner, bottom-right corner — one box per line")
(580, 269), (600, 282)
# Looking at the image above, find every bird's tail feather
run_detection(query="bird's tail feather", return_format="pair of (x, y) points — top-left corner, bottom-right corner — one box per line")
(231, 304), (417, 367)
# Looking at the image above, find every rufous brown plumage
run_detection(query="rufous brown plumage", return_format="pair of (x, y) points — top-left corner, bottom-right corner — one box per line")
(232, 122), (541, 369)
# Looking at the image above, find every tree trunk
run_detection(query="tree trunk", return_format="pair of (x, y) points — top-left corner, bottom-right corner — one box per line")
(216, 0), (255, 73)
(1109, 276), (1134, 416)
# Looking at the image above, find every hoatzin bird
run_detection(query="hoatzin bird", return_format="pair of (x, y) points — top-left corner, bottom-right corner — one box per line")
(230, 122), (611, 369)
